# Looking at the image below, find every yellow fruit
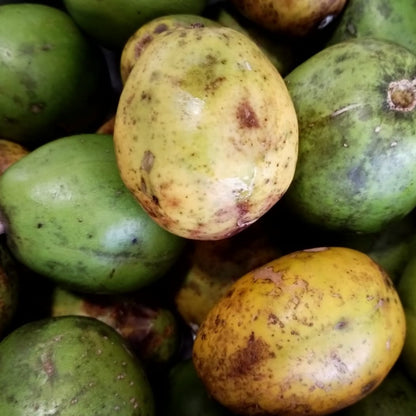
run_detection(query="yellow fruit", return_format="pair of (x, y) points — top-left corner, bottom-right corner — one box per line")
(114, 26), (298, 240)
(193, 247), (406, 415)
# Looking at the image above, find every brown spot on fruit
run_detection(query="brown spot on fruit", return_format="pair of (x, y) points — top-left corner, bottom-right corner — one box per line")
(236, 101), (260, 128)
(228, 332), (274, 377)
(134, 34), (153, 58)
(141, 150), (155, 172)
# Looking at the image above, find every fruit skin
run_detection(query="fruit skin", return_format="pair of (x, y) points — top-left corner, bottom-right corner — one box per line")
(193, 247), (406, 415)
(51, 286), (180, 367)
(0, 134), (186, 294)
(62, 0), (208, 50)
(0, 315), (155, 415)
(229, 0), (347, 37)
(327, 0), (416, 56)
(120, 14), (221, 84)
(0, 4), (111, 148)
(114, 25), (298, 240)
(283, 38), (416, 234)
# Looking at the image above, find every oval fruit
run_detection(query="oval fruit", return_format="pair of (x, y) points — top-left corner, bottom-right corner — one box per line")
(283, 38), (416, 234)
(114, 25), (298, 240)
(0, 3), (111, 148)
(0, 134), (186, 294)
(193, 247), (406, 415)
(0, 315), (155, 415)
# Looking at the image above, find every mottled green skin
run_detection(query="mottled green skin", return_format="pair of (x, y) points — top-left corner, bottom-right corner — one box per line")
(0, 316), (155, 416)
(0, 134), (186, 294)
(338, 365), (416, 416)
(0, 4), (111, 148)
(63, 0), (208, 50)
(284, 38), (416, 234)
(328, 0), (416, 56)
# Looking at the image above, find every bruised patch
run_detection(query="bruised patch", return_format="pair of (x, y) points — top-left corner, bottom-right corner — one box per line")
(227, 332), (274, 377)
(140, 150), (155, 172)
(236, 101), (260, 128)
(134, 34), (153, 58)
(253, 266), (284, 286)
(387, 79), (416, 112)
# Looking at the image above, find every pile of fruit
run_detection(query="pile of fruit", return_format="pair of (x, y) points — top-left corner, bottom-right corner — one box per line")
(1, 0), (416, 414)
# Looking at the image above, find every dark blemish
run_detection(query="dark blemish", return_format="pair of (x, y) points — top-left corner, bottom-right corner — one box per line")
(141, 150), (155, 173)
(334, 320), (348, 330)
(236, 101), (260, 128)
(205, 76), (225, 93)
(141, 91), (151, 101)
(153, 23), (168, 34)
(109, 268), (116, 278)
(152, 195), (159, 206)
(30, 103), (45, 114)
(361, 379), (378, 395)
(87, 234), (93, 239)
(190, 23), (205, 28)
(131, 237), (138, 244)
(228, 332), (274, 377)
(41, 44), (52, 51)
(134, 34), (153, 58)
(140, 176), (147, 193)
(37, 223), (43, 228)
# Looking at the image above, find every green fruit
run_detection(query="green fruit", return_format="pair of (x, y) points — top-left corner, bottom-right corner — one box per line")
(0, 134), (186, 294)
(0, 4), (111, 148)
(0, 315), (155, 415)
(163, 359), (232, 416)
(63, 0), (208, 50)
(284, 38), (416, 234)
(327, 0), (416, 56)
(338, 365), (416, 416)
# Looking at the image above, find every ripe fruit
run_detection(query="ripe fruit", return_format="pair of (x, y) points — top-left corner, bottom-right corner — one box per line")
(193, 247), (406, 415)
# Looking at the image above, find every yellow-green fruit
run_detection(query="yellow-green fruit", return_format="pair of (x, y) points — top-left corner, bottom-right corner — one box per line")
(114, 26), (298, 240)
(120, 14), (220, 84)
(193, 247), (406, 415)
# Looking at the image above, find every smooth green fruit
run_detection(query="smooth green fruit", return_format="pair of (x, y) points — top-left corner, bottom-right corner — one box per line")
(327, 0), (416, 56)
(284, 38), (416, 234)
(0, 134), (186, 294)
(0, 4), (111, 148)
(114, 25), (298, 240)
(0, 315), (155, 415)
(63, 0), (208, 50)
